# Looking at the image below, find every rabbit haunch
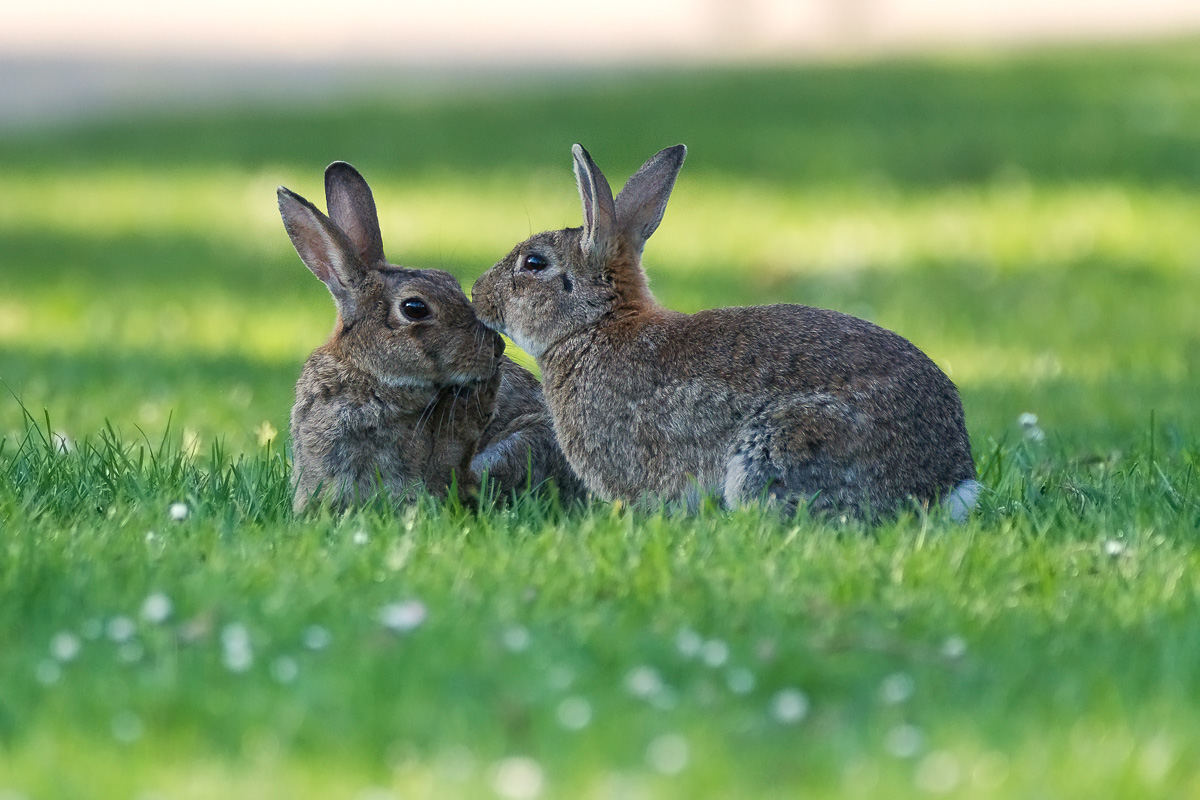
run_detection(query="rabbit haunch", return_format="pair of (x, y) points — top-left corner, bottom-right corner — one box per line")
(472, 144), (977, 518)
(280, 160), (582, 511)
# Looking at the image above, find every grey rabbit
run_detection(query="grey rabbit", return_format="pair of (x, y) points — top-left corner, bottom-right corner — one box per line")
(471, 144), (979, 519)
(280, 162), (582, 512)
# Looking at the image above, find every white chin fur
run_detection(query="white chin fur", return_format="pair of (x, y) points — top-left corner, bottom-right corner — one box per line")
(946, 479), (982, 523)
(507, 330), (545, 360)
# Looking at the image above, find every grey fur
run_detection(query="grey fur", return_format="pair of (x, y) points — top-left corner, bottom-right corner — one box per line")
(280, 162), (582, 512)
(472, 144), (976, 519)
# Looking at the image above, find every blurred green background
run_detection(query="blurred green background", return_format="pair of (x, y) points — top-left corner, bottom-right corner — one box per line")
(3, 33), (1200, 800)
(3, 42), (1199, 458)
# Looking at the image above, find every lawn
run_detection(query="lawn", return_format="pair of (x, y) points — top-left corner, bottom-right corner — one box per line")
(2, 39), (1200, 798)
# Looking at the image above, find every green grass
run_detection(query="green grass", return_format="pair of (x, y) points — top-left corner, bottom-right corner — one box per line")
(2, 38), (1200, 798)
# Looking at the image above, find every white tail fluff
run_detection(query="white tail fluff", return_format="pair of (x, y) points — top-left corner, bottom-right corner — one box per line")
(946, 480), (982, 523)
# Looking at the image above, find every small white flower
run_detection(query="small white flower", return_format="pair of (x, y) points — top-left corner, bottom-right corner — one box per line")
(51, 632), (81, 662)
(302, 625), (332, 650)
(726, 668), (755, 695)
(106, 616), (136, 643)
(556, 696), (592, 731)
(770, 688), (810, 724)
(880, 672), (915, 705)
(140, 592), (172, 624)
(221, 623), (253, 672)
(502, 626), (531, 652)
(547, 665), (574, 691)
(885, 723), (923, 758)
(646, 734), (689, 775)
(1104, 539), (1126, 557)
(168, 502), (189, 522)
(271, 656), (299, 684)
(379, 600), (427, 633)
(624, 666), (663, 699)
(941, 636), (968, 659)
(916, 750), (961, 794)
(675, 627), (702, 658)
(700, 639), (729, 668)
(1017, 412), (1046, 443)
(491, 756), (544, 800)
(352, 529), (370, 546)
(52, 430), (74, 454)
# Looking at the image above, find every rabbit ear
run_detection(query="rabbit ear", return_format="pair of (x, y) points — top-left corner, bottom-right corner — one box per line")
(278, 186), (367, 318)
(572, 144), (616, 255)
(614, 144), (686, 253)
(324, 161), (386, 268)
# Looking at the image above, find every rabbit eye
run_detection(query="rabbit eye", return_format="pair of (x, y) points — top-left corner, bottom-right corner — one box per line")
(521, 253), (548, 273)
(400, 298), (431, 321)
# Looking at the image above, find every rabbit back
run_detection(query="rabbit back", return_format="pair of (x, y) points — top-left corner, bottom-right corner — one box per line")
(538, 303), (973, 514)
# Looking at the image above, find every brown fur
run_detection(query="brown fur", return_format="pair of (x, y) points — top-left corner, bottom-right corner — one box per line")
(472, 144), (976, 518)
(281, 162), (582, 511)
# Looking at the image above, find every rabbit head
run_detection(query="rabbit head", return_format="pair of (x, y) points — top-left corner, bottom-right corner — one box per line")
(280, 162), (503, 387)
(472, 144), (685, 357)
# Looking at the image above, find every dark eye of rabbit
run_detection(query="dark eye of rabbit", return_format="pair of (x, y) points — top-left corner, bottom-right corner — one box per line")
(400, 298), (431, 321)
(521, 253), (548, 273)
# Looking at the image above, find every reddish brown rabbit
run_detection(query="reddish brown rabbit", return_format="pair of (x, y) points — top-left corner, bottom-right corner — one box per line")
(472, 145), (979, 519)
(281, 162), (581, 512)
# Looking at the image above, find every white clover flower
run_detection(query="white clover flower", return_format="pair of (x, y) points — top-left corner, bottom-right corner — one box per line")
(106, 616), (136, 643)
(168, 502), (189, 522)
(221, 623), (253, 672)
(880, 672), (915, 705)
(140, 592), (172, 624)
(501, 626), (531, 652)
(726, 667), (755, 695)
(1104, 539), (1126, 557)
(1017, 412), (1046, 443)
(646, 734), (689, 775)
(491, 756), (544, 800)
(51, 632), (81, 662)
(352, 529), (370, 546)
(885, 723), (923, 758)
(770, 688), (810, 724)
(379, 600), (427, 633)
(556, 696), (592, 731)
(271, 656), (299, 684)
(675, 627), (702, 658)
(624, 666), (663, 699)
(941, 636), (968, 659)
(916, 751), (961, 794)
(700, 639), (729, 668)
(302, 625), (332, 650)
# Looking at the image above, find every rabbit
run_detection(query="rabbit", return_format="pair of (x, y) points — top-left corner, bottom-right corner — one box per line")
(280, 161), (582, 512)
(471, 144), (980, 520)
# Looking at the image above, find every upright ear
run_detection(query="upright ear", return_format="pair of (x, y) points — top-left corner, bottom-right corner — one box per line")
(572, 144), (616, 256)
(324, 161), (386, 268)
(614, 144), (686, 254)
(278, 186), (368, 318)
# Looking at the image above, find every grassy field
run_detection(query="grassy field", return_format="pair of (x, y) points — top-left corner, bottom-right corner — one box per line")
(2, 39), (1200, 798)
